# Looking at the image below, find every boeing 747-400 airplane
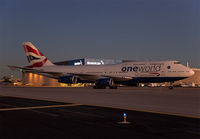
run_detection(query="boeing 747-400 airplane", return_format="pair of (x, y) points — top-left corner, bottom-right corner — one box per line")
(9, 42), (194, 89)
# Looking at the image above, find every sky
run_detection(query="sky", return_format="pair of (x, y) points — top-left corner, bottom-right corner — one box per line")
(0, 0), (200, 78)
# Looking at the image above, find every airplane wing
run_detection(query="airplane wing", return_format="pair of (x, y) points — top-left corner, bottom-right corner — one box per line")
(8, 65), (33, 72)
(8, 65), (64, 78)
(68, 72), (133, 81)
(105, 75), (133, 81)
(8, 65), (133, 81)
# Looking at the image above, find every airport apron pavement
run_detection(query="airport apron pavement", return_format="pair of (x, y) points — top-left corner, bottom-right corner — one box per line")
(0, 87), (199, 118)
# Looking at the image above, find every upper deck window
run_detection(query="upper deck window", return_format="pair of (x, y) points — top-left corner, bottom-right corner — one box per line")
(174, 61), (181, 64)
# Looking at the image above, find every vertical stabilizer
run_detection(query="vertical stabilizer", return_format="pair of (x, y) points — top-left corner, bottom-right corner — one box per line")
(22, 42), (54, 68)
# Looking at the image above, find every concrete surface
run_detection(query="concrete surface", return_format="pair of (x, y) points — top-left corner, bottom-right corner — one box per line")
(0, 87), (199, 118)
(0, 96), (199, 139)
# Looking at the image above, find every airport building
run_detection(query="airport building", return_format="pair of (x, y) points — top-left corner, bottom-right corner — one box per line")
(54, 58), (123, 66)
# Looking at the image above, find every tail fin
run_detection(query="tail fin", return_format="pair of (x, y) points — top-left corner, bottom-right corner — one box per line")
(22, 42), (54, 68)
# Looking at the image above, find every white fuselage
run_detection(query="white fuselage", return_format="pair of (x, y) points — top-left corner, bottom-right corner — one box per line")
(35, 60), (194, 83)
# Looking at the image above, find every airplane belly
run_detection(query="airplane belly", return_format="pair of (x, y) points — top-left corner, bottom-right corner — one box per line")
(79, 75), (100, 81)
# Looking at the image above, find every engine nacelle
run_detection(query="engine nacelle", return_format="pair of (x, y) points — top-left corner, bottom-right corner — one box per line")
(95, 78), (114, 87)
(58, 75), (77, 84)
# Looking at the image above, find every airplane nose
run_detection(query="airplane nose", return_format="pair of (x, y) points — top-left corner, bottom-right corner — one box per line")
(189, 69), (195, 76)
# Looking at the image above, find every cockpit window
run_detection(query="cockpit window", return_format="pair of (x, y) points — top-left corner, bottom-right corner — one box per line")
(174, 61), (181, 64)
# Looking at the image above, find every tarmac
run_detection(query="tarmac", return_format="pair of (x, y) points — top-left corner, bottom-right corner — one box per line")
(0, 87), (199, 118)
(0, 87), (199, 138)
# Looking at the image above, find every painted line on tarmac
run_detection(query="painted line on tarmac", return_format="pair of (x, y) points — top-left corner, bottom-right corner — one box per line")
(0, 94), (199, 119)
(0, 104), (82, 111)
(85, 104), (200, 119)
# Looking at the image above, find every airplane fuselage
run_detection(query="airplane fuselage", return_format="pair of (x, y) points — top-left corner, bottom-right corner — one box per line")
(36, 60), (194, 84)
(9, 42), (195, 89)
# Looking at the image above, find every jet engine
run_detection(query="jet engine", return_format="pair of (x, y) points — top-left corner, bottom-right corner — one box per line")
(58, 75), (77, 84)
(94, 78), (117, 89)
